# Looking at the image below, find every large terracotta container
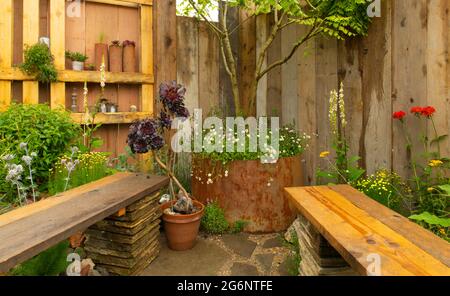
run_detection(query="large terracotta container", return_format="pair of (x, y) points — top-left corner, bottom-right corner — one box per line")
(109, 43), (123, 72)
(94, 43), (108, 71)
(192, 156), (304, 233)
(161, 200), (205, 251)
(123, 44), (136, 72)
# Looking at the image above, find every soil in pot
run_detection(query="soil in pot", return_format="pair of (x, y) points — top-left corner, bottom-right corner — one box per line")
(161, 200), (204, 251)
(95, 43), (108, 71)
(109, 44), (123, 72)
(123, 44), (136, 72)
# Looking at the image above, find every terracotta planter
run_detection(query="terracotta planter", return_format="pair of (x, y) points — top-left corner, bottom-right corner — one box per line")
(109, 45), (123, 72)
(192, 156), (304, 233)
(94, 43), (108, 71)
(161, 200), (204, 251)
(123, 45), (136, 72)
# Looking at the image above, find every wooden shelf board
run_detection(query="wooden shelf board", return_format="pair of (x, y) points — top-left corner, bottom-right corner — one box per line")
(71, 112), (152, 124)
(0, 68), (153, 84)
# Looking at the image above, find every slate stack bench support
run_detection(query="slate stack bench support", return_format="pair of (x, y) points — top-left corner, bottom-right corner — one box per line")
(84, 192), (162, 275)
(289, 215), (357, 276)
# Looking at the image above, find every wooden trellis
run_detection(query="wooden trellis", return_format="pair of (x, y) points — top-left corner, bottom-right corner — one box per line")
(0, 0), (154, 124)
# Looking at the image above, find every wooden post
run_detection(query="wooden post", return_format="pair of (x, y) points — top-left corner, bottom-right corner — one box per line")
(256, 14), (268, 117)
(50, 0), (66, 109)
(140, 4), (154, 171)
(22, 0), (40, 105)
(0, 0), (13, 111)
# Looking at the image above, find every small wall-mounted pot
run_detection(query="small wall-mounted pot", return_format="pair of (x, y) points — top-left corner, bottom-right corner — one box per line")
(109, 41), (123, 72)
(122, 40), (136, 72)
(72, 61), (84, 71)
(95, 43), (109, 71)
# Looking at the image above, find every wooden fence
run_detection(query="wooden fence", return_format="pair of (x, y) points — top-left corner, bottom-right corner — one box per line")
(175, 0), (449, 184)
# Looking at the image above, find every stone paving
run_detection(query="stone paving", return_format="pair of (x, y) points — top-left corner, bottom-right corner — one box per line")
(141, 232), (294, 276)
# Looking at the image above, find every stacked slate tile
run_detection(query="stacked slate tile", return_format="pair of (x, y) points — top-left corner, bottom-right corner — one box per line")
(289, 215), (357, 276)
(84, 192), (161, 275)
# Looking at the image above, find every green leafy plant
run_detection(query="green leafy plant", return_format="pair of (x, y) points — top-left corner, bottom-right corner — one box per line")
(0, 104), (81, 201)
(65, 50), (88, 62)
(317, 83), (365, 185)
(409, 212), (449, 242)
(10, 241), (70, 276)
(355, 170), (412, 213)
(283, 230), (301, 276)
(201, 201), (246, 234)
(20, 43), (57, 83)
(201, 201), (230, 234)
(48, 151), (111, 195)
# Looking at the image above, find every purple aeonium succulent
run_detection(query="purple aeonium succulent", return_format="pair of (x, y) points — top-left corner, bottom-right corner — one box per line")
(127, 118), (165, 154)
(159, 111), (172, 129)
(159, 81), (190, 118)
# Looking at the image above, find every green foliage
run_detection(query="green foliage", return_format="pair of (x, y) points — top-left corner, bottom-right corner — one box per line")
(196, 124), (310, 165)
(409, 212), (449, 242)
(0, 104), (81, 201)
(201, 201), (246, 234)
(48, 152), (111, 195)
(180, 0), (371, 39)
(355, 170), (410, 211)
(10, 241), (69, 276)
(65, 50), (88, 62)
(20, 43), (57, 83)
(283, 230), (301, 276)
(231, 220), (247, 234)
(201, 202), (230, 234)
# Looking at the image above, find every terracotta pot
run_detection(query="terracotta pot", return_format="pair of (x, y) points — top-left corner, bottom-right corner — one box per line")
(109, 45), (123, 72)
(123, 45), (136, 72)
(192, 156), (304, 233)
(94, 43), (108, 71)
(161, 200), (205, 251)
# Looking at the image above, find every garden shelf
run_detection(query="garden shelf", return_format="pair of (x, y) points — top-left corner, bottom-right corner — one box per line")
(0, 68), (153, 85)
(71, 112), (152, 124)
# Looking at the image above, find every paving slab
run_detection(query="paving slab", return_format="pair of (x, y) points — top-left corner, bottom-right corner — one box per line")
(230, 263), (260, 276)
(255, 253), (274, 272)
(262, 236), (284, 249)
(141, 235), (228, 276)
(221, 233), (257, 258)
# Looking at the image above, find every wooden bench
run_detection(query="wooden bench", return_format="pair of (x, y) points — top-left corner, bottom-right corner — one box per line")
(0, 172), (169, 273)
(285, 185), (450, 276)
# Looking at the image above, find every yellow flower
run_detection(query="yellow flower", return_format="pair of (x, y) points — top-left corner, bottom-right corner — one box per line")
(428, 160), (443, 167)
(439, 228), (446, 235)
(320, 151), (330, 158)
(427, 187), (435, 193)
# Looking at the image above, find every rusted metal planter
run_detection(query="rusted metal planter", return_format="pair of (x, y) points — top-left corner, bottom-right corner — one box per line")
(192, 156), (304, 233)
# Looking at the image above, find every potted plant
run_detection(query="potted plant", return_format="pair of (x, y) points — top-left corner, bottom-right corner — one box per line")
(127, 81), (203, 251)
(95, 33), (108, 71)
(65, 51), (88, 71)
(122, 40), (136, 72)
(109, 40), (122, 72)
(191, 124), (310, 233)
(19, 43), (57, 83)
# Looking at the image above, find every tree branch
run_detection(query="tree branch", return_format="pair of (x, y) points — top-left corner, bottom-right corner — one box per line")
(187, 0), (224, 38)
(257, 23), (321, 80)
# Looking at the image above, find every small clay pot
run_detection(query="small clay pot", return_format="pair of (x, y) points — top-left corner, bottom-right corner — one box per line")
(109, 44), (123, 72)
(94, 43), (109, 71)
(123, 44), (136, 72)
(161, 200), (204, 251)
(72, 61), (84, 71)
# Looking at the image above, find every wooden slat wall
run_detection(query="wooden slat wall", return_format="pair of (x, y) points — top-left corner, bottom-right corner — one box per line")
(0, 0), (13, 111)
(175, 0), (449, 183)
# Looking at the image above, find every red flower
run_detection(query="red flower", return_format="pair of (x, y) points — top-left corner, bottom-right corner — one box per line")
(421, 106), (436, 117)
(393, 111), (406, 120)
(410, 106), (423, 115)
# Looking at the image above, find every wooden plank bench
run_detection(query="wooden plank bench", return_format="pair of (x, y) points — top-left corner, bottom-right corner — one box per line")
(285, 185), (450, 276)
(0, 172), (169, 273)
